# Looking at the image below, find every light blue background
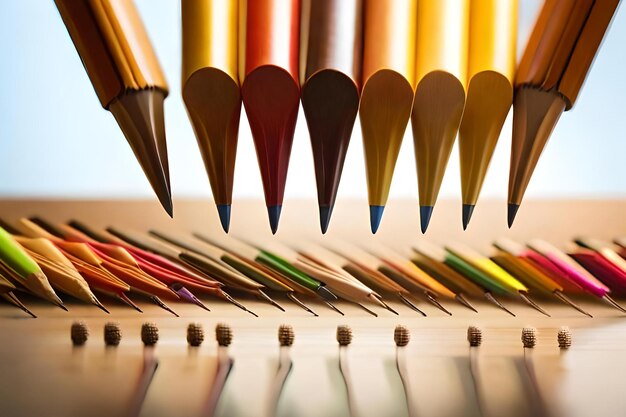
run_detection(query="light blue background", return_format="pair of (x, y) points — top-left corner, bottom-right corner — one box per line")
(0, 1), (624, 201)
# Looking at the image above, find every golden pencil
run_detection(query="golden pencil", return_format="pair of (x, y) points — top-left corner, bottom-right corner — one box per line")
(458, 0), (517, 229)
(412, 0), (469, 232)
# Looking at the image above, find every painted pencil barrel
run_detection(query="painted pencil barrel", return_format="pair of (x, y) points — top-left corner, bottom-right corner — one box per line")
(182, 0), (241, 206)
(557, 0), (620, 107)
(412, 0), (469, 210)
(360, 0), (417, 207)
(55, 0), (168, 108)
(301, 0), (362, 215)
(240, 0), (301, 209)
(459, 0), (516, 207)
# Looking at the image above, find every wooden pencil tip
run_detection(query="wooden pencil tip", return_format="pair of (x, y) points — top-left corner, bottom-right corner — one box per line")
(507, 203), (520, 228)
(216, 205), (231, 233)
(462, 204), (475, 231)
(319, 205), (333, 234)
(420, 206), (434, 234)
(267, 205), (282, 235)
(108, 89), (173, 218)
(369, 205), (385, 234)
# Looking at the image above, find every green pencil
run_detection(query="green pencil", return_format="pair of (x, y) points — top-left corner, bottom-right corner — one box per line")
(195, 233), (338, 304)
(413, 241), (515, 316)
(0, 227), (65, 309)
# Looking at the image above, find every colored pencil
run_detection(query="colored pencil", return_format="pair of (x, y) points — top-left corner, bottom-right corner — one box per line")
(329, 240), (454, 315)
(458, 0), (517, 229)
(576, 237), (626, 276)
(240, 0), (301, 234)
(493, 238), (592, 317)
(359, 0), (417, 233)
(197, 233), (340, 304)
(16, 218), (142, 312)
(570, 249), (626, 296)
(0, 227), (65, 309)
(528, 239), (626, 312)
(445, 242), (550, 316)
(413, 241), (515, 316)
(0, 271), (36, 318)
(15, 235), (108, 313)
(102, 227), (257, 315)
(300, 0), (362, 233)
(181, 0), (241, 232)
(367, 243), (478, 312)
(412, 0), (469, 232)
(55, 0), (172, 215)
(508, 0), (619, 226)
(61, 222), (214, 312)
(149, 230), (291, 312)
(29, 218), (180, 316)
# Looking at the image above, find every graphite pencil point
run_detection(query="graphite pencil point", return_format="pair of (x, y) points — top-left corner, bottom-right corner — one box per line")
(420, 206), (434, 234)
(507, 203), (520, 228)
(462, 204), (475, 231)
(267, 205), (282, 235)
(369, 205), (385, 234)
(319, 205), (333, 234)
(216, 205), (231, 233)
(109, 89), (173, 218)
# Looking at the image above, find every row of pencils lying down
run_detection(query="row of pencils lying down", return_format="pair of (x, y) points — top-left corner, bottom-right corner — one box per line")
(54, 0), (620, 234)
(1, 217), (626, 319)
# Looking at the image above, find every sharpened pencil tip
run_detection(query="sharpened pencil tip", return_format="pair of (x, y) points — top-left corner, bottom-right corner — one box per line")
(319, 205), (333, 234)
(462, 204), (475, 231)
(507, 203), (520, 228)
(216, 205), (231, 233)
(267, 205), (282, 235)
(420, 206), (434, 233)
(109, 89), (173, 218)
(369, 205), (385, 234)
(162, 195), (174, 218)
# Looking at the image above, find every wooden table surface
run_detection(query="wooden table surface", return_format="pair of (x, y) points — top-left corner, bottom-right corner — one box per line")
(1, 199), (625, 417)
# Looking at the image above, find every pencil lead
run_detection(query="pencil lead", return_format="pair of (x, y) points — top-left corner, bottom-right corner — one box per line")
(170, 284), (210, 312)
(151, 296), (179, 317)
(216, 205), (231, 233)
(6, 293), (37, 318)
(118, 293), (143, 313)
(287, 292), (318, 316)
(518, 292), (550, 317)
(484, 292), (515, 317)
(319, 205), (333, 234)
(94, 299), (111, 314)
(56, 300), (69, 312)
(462, 204), (475, 231)
(507, 203), (519, 228)
(221, 291), (257, 316)
(602, 295), (626, 314)
(420, 206), (434, 233)
(369, 205), (385, 234)
(398, 293), (427, 317)
(108, 89), (173, 217)
(316, 285), (338, 302)
(325, 301), (345, 316)
(426, 293), (452, 316)
(357, 302), (378, 317)
(553, 291), (592, 318)
(370, 294), (399, 315)
(456, 293), (478, 313)
(258, 289), (286, 312)
(267, 205), (282, 235)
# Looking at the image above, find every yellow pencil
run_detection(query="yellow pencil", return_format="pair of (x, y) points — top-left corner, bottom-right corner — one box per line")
(412, 0), (469, 232)
(458, 0), (517, 229)
(360, 0), (417, 233)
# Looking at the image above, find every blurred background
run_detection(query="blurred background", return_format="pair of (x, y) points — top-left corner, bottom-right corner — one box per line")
(0, 0), (624, 202)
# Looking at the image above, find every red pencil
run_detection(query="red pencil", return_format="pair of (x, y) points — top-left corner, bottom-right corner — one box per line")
(240, 0), (301, 234)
